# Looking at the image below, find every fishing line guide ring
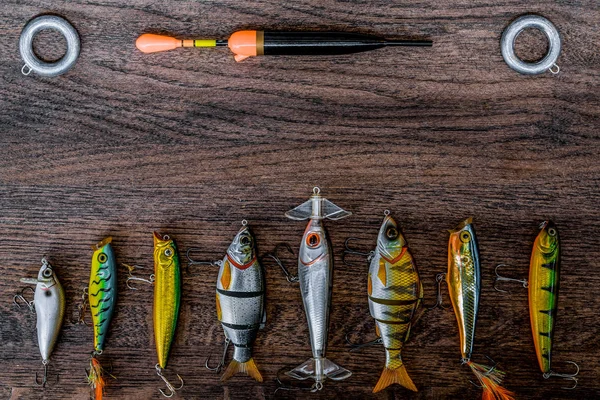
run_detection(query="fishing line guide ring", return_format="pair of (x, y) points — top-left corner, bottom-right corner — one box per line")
(501, 15), (561, 75)
(19, 15), (80, 77)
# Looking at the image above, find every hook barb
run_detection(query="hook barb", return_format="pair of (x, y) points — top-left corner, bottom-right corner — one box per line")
(264, 243), (298, 283)
(13, 286), (35, 313)
(205, 338), (230, 373)
(494, 264), (528, 293)
(543, 361), (579, 389)
(185, 248), (220, 273)
(124, 264), (154, 290)
(342, 238), (374, 267)
(426, 273), (447, 310)
(344, 331), (383, 352)
(156, 364), (184, 398)
(35, 361), (58, 388)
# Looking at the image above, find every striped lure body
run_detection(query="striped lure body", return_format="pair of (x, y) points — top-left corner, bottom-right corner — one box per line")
(447, 217), (480, 361)
(368, 213), (422, 393)
(216, 223), (265, 382)
(447, 218), (514, 400)
(89, 237), (117, 352)
(153, 232), (181, 369)
(529, 221), (560, 374)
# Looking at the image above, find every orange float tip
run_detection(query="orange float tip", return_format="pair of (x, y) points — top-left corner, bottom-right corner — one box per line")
(228, 30), (260, 62)
(136, 34), (181, 53)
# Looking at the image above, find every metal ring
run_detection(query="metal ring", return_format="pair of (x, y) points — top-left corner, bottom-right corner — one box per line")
(19, 15), (80, 77)
(501, 15), (561, 75)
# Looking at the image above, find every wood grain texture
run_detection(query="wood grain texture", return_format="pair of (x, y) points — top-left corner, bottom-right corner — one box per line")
(0, 0), (599, 399)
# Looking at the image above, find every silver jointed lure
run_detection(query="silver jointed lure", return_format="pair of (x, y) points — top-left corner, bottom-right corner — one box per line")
(284, 187), (352, 391)
(214, 220), (265, 382)
(16, 258), (65, 387)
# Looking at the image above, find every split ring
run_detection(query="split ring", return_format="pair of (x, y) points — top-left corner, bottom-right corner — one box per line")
(501, 15), (561, 75)
(19, 15), (80, 77)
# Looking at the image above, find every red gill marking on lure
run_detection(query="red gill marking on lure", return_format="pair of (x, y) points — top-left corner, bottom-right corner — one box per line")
(226, 254), (258, 270)
(380, 247), (408, 265)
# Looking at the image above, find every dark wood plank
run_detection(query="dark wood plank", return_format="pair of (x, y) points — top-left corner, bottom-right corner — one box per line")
(0, 0), (599, 399)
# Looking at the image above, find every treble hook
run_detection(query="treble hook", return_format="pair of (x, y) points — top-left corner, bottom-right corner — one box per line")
(427, 273), (447, 310)
(264, 243), (298, 283)
(35, 360), (58, 387)
(342, 238), (374, 267)
(13, 286), (35, 313)
(124, 264), (155, 290)
(543, 361), (579, 390)
(465, 355), (498, 388)
(494, 264), (528, 293)
(344, 331), (383, 352)
(185, 248), (221, 272)
(205, 338), (230, 373)
(74, 287), (92, 326)
(155, 364), (184, 398)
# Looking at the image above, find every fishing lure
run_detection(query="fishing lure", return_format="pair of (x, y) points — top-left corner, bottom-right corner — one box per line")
(495, 221), (579, 387)
(126, 232), (184, 397)
(16, 258), (65, 387)
(367, 211), (422, 393)
(447, 218), (514, 400)
(86, 237), (118, 400)
(136, 31), (432, 62)
(283, 187), (352, 391)
(212, 220), (265, 382)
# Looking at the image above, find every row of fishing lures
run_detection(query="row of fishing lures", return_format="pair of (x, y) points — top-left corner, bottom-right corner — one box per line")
(13, 187), (579, 398)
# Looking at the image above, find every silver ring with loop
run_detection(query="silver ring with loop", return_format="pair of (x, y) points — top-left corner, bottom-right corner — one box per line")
(501, 15), (561, 75)
(19, 15), (80, 77)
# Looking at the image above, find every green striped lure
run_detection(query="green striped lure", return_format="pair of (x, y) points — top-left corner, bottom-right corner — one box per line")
(87, 237), (117, 400)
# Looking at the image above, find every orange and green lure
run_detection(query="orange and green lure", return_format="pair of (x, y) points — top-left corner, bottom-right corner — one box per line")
(447, 218), (514, 400)
(87, 237), (118, 400)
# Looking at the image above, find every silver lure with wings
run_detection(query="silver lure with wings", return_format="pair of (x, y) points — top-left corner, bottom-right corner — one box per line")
(284, 187), (352, 390)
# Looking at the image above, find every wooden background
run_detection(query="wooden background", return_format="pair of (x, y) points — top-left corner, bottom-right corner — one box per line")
(0, 0), (598, 399)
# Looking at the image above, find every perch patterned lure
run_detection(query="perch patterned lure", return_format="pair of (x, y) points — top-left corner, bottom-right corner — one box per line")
(283, 187), (352, 391)
(136, 30), (432, 62)
(367, 211), (423, 393)
(214, 221), (266, 382)
(86, 237), (118, 400)
(446, 218), (514, 400)
(529, 221), (578, 386)
(17, 259), (65, 387)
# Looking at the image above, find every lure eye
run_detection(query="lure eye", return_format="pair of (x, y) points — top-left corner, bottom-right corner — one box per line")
(386, 227), (398, 240)
(97, 253), (108, 263)
(460, 231), (471, 243)
(306, 233), (320, 248)
(164, 248), (173, 257)
(548, 228), (557, 237)
(240, 235), (252, 246)
(42, 268), (53, 278)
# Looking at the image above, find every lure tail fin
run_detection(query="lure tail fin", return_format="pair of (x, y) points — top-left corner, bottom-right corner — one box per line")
(286, 358), (352, 381)
(373, 364), (417, 393)
(221, 358), (263, 382)
(467, 361), (515, 400)
(87, 357), (106, 400)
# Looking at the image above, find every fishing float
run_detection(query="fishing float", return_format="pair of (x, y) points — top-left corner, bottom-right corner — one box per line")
(136, 30), (432, 62)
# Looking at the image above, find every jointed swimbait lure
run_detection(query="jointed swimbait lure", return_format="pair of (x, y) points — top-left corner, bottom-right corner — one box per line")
(87, 237), (118, 400)
(18, 258), (65, 387)
(368, 211), (422, 393)
(214, 221), (265, 382)
(447, 218), (514, 400)
(284, 187), (352, 391)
